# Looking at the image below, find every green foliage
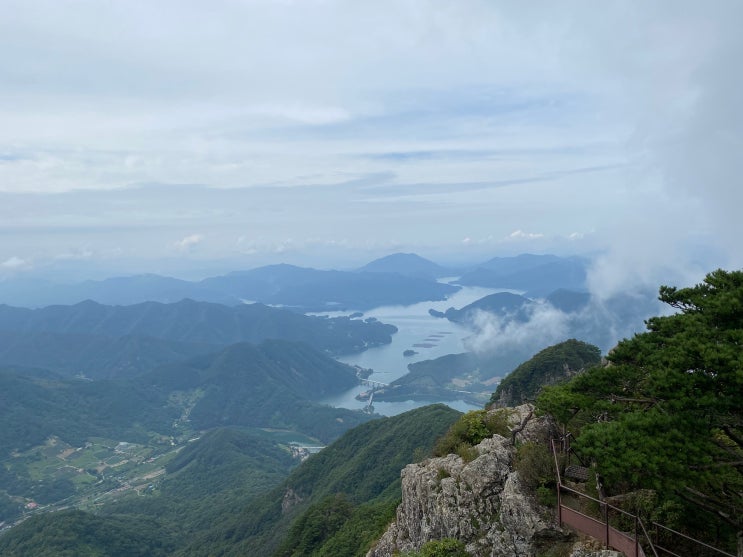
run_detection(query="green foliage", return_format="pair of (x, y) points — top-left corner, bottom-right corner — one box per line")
(286, 405), (461, 506)
(0, 492), (22, 522)
(0, 339), (371, 466)
(274, 493), (354, 557)
(0, 368), (177, 457)
(0, 510), (175, 557)
(181, 405), (461, 557)
(99, 427), (294, 539)
(307, 497), (399, 557)
(434, 409), (510, 457)
(514, 441), (554, 492)
(146, 340), (372, 443)
(401, 538), (470, 556)
(491, 339), (601, 407)
(537, 269), (743, 551)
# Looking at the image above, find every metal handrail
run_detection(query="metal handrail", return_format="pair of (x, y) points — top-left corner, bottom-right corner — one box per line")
(549, 438), (736, 557)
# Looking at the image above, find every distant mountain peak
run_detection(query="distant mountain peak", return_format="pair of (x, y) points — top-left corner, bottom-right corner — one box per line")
(357, 252), (451, 279)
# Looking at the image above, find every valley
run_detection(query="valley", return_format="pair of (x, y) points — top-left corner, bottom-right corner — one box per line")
(1, 254), (735, 557)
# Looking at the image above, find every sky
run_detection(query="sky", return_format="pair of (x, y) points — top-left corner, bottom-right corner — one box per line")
(1, 1), (741, 286)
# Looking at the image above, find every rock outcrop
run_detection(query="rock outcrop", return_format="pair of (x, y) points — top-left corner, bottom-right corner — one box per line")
(368, 405), (568, 556)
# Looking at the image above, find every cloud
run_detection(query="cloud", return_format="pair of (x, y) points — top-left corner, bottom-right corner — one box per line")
(462, 290), (663, 357)
(1, 256), (31, 271)
(174, 234), (204, 252)
(0, 1), (739, 277)
(507, 230), (544, 240)
(464, 305), (571, 356)
(54, 248), (94, 261)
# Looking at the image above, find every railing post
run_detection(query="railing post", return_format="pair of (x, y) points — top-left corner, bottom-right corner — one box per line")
(551, 439), (563, 527)
(604, 502), (609, 548)
(635, 514), (639, 557)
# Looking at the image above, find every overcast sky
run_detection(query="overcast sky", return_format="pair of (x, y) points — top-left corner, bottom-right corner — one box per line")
(1, 1), (741, 284)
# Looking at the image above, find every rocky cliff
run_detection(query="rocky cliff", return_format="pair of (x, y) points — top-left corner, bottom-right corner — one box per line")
(368, 405), (617, 557)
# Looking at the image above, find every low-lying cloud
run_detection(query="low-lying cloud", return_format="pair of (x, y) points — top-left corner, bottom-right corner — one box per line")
(463, 288), (663, 359)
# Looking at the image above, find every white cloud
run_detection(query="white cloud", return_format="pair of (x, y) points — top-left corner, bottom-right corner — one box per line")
(464, 305), (571, 355)
(174, 234), (204, 252)
(507, 230), (544, 240)
(0, 1), (739, 276)
(1, 256), (31, 270)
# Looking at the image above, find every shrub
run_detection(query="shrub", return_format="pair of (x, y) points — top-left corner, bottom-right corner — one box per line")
(514, 441), (554, 491)
(434, 409), (511, 457)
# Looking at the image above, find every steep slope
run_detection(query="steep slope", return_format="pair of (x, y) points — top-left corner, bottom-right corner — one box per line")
(180, 404), (462, 557)
(369, 405), (563, 557)
(0, 298), (397, 355)
(0, 510), (175, 557)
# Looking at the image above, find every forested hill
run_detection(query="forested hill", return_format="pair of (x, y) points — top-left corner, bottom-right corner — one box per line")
(437, 291), (532, 323)
(0, 339), (370, 461)
(490, 339), (601, 407)
(0, 298), (397, 355)
(143, 339), (369, 442)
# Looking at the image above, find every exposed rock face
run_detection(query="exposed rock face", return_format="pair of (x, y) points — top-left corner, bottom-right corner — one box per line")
(281, 487), (302, 514)
(368, 405), (566, 556)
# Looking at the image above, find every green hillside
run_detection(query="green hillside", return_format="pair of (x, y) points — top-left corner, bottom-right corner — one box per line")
(490, 339), (601, 407)
(179, 404), (461, 557)
(0, 510), (175, 557)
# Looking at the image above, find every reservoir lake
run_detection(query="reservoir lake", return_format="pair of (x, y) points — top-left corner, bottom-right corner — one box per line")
(321, 284), (507, 416)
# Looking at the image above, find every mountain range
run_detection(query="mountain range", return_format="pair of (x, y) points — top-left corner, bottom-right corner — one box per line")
(0, 253), (590, 309)
(0, 298), (397, 356)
